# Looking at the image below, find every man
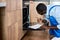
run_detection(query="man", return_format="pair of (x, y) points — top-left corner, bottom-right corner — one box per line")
(36, 3), (60, 39)
(36, 3), (49, 29)
(29, 3), (48, 29)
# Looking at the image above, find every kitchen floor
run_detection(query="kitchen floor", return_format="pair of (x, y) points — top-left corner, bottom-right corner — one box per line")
(22, 30), (50, 40)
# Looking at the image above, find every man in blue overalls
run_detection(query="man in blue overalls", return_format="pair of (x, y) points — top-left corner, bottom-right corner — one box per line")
(36, 3), (60, 39)
(48, 4), (60, 38)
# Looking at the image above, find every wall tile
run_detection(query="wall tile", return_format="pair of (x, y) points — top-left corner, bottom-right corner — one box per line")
(15, 10), (22, 21)
(10, 0), (16, 11)
(16, 0), (22, 9)
(6, 0), (11, 11)
(4, 11), (17, 27)
(7, 22), (18, 40)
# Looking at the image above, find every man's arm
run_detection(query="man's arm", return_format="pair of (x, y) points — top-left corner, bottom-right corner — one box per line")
(41, 25), (58, 29)
(47, 26), (58, 29)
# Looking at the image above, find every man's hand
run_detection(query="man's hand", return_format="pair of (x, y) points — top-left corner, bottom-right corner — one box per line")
(41, 25), (58, 30)
(41, 25), (49, 30)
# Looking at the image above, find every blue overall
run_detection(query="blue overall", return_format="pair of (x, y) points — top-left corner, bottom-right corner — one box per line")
(47, 5), (60, 37)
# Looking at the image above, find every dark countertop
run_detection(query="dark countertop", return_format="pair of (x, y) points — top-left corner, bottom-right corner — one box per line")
(23, 22), (58, 30)
(23, 25), (58, 30)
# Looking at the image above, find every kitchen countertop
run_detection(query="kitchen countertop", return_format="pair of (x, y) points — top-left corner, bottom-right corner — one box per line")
(23, 25), (58, 30)
(23, 22), (58, 30)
